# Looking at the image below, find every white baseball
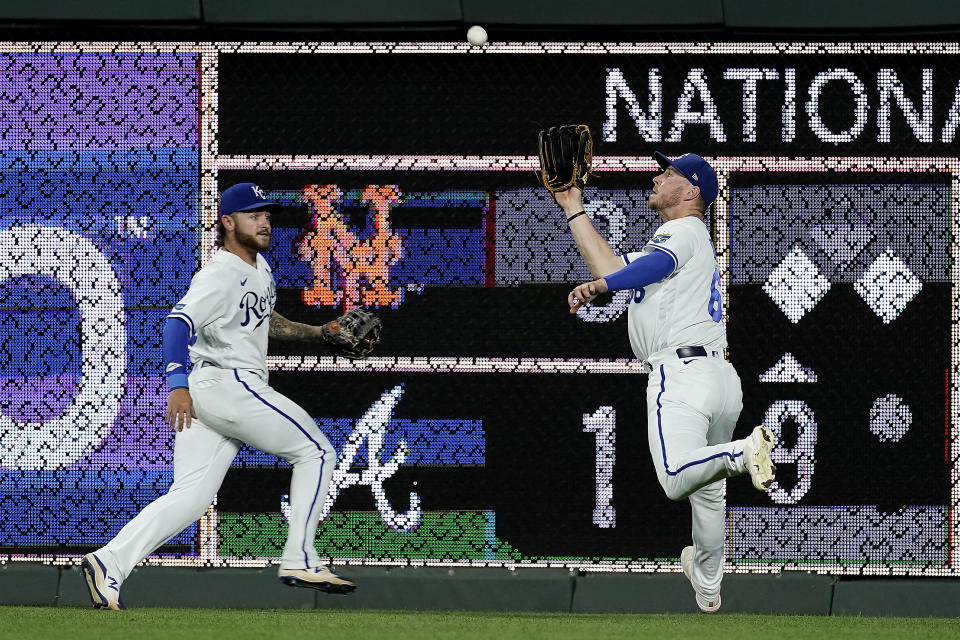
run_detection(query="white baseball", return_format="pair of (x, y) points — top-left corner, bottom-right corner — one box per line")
(467, 25), (488, 47)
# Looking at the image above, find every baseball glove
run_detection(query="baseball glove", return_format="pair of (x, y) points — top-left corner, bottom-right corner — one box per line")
(321, 309), (382, 359)
(537, 124), (596, 194)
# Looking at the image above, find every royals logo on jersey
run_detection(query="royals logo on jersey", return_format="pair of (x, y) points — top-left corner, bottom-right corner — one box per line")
(239, 277), (277, 330)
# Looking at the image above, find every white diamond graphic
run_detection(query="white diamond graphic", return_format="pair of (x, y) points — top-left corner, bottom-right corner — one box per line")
(763, 247), (831, 323)
(854, 250), (922, 324)
(759, 352), (818, 383)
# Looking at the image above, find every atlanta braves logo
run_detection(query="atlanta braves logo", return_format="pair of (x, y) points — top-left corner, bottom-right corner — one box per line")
(300, 385), (420, 532)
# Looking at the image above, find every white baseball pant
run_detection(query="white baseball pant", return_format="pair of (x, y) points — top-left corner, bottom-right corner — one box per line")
(94, 365), (336, 581)
(645, 355), (745, 600)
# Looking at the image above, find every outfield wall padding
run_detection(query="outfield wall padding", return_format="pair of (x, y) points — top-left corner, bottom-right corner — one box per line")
(0, 564), (59, 607)
(831, 579), (960, 618)
(3, 564), (957, 615)
(572, 572), (834, 615)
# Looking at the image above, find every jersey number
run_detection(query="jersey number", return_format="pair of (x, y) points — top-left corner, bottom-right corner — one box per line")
(707, 269), (723, 322)
(632, 288), (645, 303)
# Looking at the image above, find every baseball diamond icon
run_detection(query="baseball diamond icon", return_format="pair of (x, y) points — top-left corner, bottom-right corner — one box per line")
(763, 245), (921, 324)
(762, 246), (830, 323)
(853, 250), (922, 324)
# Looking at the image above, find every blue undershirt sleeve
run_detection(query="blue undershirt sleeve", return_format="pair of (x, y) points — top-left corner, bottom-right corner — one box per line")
(162, 316), (191, 391)
(603, 249), (676, 291)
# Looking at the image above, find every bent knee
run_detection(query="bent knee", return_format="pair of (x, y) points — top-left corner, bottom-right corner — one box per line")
(660, 477), (691, 502)
(292, 441), (336, 465)
(314, 441), (336, 461)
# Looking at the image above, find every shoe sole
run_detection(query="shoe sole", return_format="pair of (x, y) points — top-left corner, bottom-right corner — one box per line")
(747, 425), (777, 491)
(81, 555), (123, 611)
(279, 576), (357, 595)
(697, 594), (721, 613)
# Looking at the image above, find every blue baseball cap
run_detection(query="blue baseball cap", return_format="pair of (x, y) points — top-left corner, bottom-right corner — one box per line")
(653, 152), (718, 206)
(220, 182), (283, 216)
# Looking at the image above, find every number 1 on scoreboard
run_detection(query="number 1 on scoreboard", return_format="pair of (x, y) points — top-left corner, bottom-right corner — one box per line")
(583, 406), (617, 528)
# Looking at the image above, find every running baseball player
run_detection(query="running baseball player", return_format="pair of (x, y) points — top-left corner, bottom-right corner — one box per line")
(555, 149), (776, 613)
(82, 182), (379, 610)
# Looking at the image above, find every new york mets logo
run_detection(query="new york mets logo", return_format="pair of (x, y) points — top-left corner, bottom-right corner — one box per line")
(296, 184), (405, 310)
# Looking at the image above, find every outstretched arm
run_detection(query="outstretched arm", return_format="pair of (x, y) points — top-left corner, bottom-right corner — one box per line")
(567, 250), (675, 313)
(554, 188), (623, 278)
(269, 311), (329, 342)
(272, 309), (383, 359)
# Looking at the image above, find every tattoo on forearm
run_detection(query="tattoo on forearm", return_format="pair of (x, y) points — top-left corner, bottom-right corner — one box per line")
(269, 312), (324, 342)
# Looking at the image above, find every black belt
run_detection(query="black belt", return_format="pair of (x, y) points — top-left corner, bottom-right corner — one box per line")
(676, 346), (708, 359)
(675, 346), (728, 360)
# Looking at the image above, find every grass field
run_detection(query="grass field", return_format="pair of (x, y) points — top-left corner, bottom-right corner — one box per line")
(3, 607), (960, 640)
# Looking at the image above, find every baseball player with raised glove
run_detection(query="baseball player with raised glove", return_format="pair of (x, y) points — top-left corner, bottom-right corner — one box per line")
(541, 129), (776, 614)
(81, 183), (381, 610)
(537, 124), (597, 195)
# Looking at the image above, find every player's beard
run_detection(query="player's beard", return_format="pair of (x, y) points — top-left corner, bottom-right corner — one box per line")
(648, 188), (681, 213)
(234, 227), (271, 252)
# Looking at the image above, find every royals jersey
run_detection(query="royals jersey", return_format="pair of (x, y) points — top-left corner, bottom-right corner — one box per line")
(622, 216), (726, 362)
(167, 249), (277, 374)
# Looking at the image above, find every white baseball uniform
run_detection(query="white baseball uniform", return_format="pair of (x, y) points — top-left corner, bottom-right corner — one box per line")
(623, 215), (747, 601)
(93, 249), (336, 582)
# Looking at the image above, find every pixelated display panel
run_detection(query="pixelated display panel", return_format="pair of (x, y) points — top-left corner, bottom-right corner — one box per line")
(0, 43), (956, 578)
(726, 173), (949, 567)
(219, 371), (684, 562)
(0, 52), (200, 553)
(220, 171), (665, 358)
(218, 51), (960, 156)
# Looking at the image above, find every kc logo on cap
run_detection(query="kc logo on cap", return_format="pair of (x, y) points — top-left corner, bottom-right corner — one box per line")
(220, 182), (283, 216)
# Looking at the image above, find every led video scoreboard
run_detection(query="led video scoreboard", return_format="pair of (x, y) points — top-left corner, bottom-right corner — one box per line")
(0, 42), (955, 576)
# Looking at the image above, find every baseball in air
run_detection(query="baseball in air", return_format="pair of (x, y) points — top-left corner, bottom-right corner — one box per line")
(467, 25), (488, 47)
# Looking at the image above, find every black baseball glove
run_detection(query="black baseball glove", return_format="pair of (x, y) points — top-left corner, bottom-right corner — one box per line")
(537, 124), (596, 194)
(321, 309), (382, 359)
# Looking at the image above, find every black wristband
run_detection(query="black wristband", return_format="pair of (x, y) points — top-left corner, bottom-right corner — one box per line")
(566, 210), (587, 223)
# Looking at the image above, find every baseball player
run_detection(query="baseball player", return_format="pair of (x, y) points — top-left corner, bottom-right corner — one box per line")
(82, 183), (357, 610)
(559, 153), (776, 613)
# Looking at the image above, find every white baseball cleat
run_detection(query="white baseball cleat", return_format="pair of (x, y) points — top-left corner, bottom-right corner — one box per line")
(680, 546), (721, 613)
(278, 566), (357, 594)
(81, 552), (125, 611)
(743, 425), (777, 491)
